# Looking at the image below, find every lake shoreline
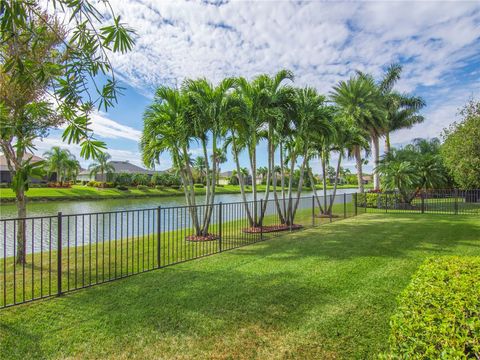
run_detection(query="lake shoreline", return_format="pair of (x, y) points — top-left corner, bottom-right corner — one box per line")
(0, 184), (362, 204)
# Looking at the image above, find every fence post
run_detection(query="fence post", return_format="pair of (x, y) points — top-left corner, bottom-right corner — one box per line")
(260, 199), (264, 239)
(312, 195), (315, 226)
(344, 193), (347, 218)
(157, 206), (161, 268)
(385, 192), (388, 213)
(421, 192), (425, 214)
(454, 189), (458, 215)
(354, 193), (358, 216)
(57, 212), (62, 296)
(218, 202), (223, 251)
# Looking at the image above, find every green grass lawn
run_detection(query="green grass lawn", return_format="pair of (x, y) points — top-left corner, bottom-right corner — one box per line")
(1, 213), (478, 359)
(0, 183), (363, 202)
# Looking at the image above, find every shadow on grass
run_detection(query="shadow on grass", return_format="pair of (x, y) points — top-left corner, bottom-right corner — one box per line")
(1, 213), (479, 359)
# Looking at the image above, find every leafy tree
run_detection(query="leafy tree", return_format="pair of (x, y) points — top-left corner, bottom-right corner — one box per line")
(441, 100), (480, 191)
(89, 153), (115, 182)
(0, 2), (134, 264)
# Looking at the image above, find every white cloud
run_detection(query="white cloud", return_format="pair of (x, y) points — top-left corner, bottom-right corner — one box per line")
(87, 111), (141, 142)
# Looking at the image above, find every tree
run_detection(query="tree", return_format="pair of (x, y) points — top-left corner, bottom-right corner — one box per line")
(330, 75), (382, 193)
(257, 166), (268, 183)
(0, 2), (134, 264)
(193, 156), (207, 184)
(89, 153), (115, 182)
(441, 100), (480, 192)
(211, 148), (227, 185)
(43, 147), (77, 184)
(377, 138), (448, 204)
(377, 64), (425, 153)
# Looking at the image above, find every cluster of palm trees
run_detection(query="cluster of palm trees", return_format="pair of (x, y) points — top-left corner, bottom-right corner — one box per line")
(43, 147), (81, 184)
(141, 64), (424, 237)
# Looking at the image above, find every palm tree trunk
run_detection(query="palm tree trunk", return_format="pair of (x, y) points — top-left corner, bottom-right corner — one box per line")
(259, 137), (273, 225)
(321, 154), (328, 214)
(280, 142), (287, 221)
(308, 167), (324, 213)
(232, 133), (254, 225)
(328, 152), (342, 214)
(249, 146), (258, 226)
(372, 134), (380, 190)
(286, 151), (296, 225)
(355, 145), (365, 193)
(272, 156), (286, 224)
(384, 132), (391, 154)
(292, 154), (308, 221)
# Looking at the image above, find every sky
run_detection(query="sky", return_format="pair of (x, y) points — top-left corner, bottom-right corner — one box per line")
(33, 0), (480, 174)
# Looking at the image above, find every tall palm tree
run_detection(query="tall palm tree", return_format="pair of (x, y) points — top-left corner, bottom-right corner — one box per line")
(43, 146), (76, 184)
(88, 153), (115, 182)
(141, 86), (203, 234)
(210, 148), (227, 185)
(183, 77), (237, 233)
(330, 75), (382, 193)
(284, 87), (334, 225)
(65, 158), (81, 182)
(193, 156), (207, 184)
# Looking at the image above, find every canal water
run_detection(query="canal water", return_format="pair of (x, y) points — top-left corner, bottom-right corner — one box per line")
(0, 188), (356, 219)
(0, 189), (357, 258)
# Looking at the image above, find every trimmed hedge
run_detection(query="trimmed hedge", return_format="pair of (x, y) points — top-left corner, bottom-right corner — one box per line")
(383, 256), (480, 359)
(357, 192), (402, 209)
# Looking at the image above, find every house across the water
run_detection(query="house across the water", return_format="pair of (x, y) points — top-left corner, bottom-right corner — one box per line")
(78, 160), (162, 182)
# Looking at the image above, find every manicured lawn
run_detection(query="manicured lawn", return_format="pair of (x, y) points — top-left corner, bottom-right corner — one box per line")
(0, 213), (478, 359)
(0, 184), (363, 202)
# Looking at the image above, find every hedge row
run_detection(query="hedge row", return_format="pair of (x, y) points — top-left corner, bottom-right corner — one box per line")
(383, 256), (480, 359)
(357, 192), (402, 208)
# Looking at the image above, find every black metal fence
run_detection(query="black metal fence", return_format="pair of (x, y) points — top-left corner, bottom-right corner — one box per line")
(0, 193), (358, 309)
(358, 189), (480, 215)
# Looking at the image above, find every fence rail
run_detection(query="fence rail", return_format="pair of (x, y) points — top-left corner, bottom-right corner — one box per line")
(0, 193), (357, 309)
(1, 189), (478, 309)
(358, 189), (480, 215)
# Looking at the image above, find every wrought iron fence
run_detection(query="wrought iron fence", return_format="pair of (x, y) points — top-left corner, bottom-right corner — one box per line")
(357, 189), (480, 215)
(0, 193), (358, 309)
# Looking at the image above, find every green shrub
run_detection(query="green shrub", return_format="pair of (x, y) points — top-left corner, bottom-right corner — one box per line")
(0, 183), (10, 188)
(116, 185), (128, 191)
(216, 184), (224, 187)
(194, 183), (204, 188)
(155, 185), (164, 190)
(137, 184), (149, 191)
(357, 192), (402, 209)
(382, 256), (480, 359)
(86, 180), (96, 187)
(170, 185), (181, 190)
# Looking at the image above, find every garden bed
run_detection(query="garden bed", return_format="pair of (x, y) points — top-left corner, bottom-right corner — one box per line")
(185, 233), (220, 242)
(242, 224), (303, 233)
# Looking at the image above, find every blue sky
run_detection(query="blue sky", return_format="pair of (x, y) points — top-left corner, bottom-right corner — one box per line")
(35, 0), (480, 174)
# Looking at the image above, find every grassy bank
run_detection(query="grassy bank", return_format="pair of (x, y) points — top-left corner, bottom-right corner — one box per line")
(1, 213), (479, 359)
(0, 184), (362, 203)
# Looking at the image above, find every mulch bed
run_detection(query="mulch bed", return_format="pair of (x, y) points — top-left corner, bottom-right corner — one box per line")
(242, 224), (303, 234)
(185, 234), (220, 242)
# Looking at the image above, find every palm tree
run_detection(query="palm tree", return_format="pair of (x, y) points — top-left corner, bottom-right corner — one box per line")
(257, 166), (268, 183)
(142, 86), (202, 234)
(43, 146), (76, 184)
(193, 156), (207, 184)
(65, 158), (81, 183)
(183, 77), (237, 234)
(377, 64), (426, 153)
(210, 148), (227, 185)
(330, 75), (382, 193)
(88, 153), (115, 182)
